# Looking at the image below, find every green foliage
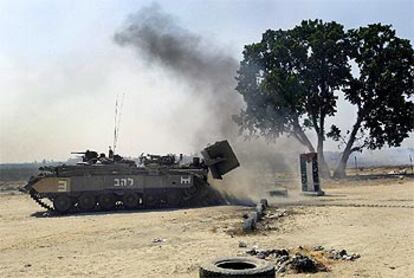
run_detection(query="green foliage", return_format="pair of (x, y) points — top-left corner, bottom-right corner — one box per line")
(236, 20), (414, 177)
(326, 124), (342, 142)
(235, 19), (350, 146)
(234, 29), (306, 139)
(235, 20), (414, 152)
(345, 24), (414, 150)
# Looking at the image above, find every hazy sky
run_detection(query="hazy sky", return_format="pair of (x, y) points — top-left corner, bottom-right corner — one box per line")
(0, 0), (413, 163)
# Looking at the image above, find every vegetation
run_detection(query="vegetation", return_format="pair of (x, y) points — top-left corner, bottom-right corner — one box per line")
(235, 20), (414, 177)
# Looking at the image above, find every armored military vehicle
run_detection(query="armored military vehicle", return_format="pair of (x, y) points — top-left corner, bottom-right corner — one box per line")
(21, 140), (239, 213)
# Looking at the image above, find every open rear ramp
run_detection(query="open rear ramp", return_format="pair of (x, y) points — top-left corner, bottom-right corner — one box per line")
(201, 140), (240, 179)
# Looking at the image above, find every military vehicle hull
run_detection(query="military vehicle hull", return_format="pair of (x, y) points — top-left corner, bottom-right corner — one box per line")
(22, 140), (239, 213)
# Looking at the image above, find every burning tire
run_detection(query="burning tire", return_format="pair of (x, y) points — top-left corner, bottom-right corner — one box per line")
(199, 257), (275, 277)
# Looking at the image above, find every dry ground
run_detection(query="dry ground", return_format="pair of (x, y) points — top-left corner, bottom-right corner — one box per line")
(0, 178), (413, 277)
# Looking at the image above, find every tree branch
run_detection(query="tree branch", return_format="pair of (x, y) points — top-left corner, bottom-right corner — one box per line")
(350, 146), (362, 153)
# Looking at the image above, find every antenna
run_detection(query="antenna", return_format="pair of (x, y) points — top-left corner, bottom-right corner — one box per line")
(113, 92), (125, 154)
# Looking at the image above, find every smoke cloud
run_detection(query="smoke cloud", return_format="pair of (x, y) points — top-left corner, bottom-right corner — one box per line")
(114, 3), (243, 146)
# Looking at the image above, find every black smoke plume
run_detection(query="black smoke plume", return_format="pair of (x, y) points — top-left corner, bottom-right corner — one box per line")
(114, 3), (243, 143)
(114, 4), (293, 203)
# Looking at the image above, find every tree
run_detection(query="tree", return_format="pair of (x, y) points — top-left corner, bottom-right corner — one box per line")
(235, 20), (350, 176)
(236, 21), (414, 178)
(234, 29), (314, 152)
(331, 24), (414, 178)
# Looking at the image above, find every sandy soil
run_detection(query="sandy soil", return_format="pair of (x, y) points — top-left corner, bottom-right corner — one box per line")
(0, 178), (413, 277)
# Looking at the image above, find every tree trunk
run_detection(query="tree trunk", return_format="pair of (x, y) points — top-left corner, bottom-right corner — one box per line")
(316, 108), (331, 178)
(333, 117), (363, 178)
(333, 149), (351, 178)
(317, 133), (331, 178)
(294, 127), (315, 153)
(292, 119), (315, 153)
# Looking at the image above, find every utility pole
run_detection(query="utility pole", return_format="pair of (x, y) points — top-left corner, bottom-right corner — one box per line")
(354, 156), (358, 175)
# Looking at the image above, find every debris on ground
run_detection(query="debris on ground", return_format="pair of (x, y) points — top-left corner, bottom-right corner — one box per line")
(389, 168), (407, 175)
(238, 241), (247, 248)
(325, 248), (361, 261)
(242, 244), (360, 274)
(266, 209), (288, 219)
(152, 238), (166, 244)
(223, 206), (292, 236)
(240, 199), (294, 234)
(312, 245), (324, 251)
(246, 247), (289, 258)
(267, 187), (288, 197)
(242, 199), (269, 233)
(290, 254), (319, 273)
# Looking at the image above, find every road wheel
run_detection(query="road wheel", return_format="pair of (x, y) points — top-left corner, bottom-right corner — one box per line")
(183, 185), (198, 200)
(167, 192), (182, 207)
(78, 193), (96, 211)
(122, 192), (139, 209)
(99, 194), (115, 210)
(199, 257), (275, 277)
(144, 195), (160, 208)
(53, 195), (72, 213)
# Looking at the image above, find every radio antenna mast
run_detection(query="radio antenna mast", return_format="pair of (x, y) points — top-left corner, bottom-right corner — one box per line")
(113, 92), (125, 154)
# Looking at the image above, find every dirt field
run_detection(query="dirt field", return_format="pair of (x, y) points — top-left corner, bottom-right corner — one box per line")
(0, 178), (413, 277)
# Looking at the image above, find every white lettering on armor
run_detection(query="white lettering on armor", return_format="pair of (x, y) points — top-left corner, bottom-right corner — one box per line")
(114, 178), (134, 187)
(180, 176), (191, 184)
(57, 180), (68, 192)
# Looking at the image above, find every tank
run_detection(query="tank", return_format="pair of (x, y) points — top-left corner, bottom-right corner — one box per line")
(20, 140), (239, 213)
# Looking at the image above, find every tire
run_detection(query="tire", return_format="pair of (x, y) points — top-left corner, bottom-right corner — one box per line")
(53, 195), (72, 213)
(78, 193), (96, 211)
(199, 257), (275, 277)
(122, 192), (139, 209)
(99, 194), (115, 210)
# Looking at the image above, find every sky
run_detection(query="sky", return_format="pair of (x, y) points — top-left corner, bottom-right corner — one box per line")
(0, 0), (413, 163)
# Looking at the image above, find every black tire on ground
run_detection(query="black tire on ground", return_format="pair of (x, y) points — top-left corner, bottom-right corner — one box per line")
(53, 195), (72, 213)
(199, 257), (275, 278)
(99, 194), (116, 210)
(122, 192), (139, 209)
(78, 193), (96, 211)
